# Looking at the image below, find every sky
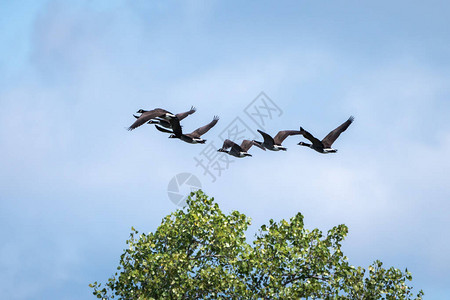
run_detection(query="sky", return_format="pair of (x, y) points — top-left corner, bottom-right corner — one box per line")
(1, 0), (450, 299)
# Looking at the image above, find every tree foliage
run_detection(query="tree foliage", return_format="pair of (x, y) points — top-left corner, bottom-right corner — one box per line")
(91, 190), (423, 299)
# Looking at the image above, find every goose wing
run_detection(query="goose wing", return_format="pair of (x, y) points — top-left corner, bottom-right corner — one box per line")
(127, 108), (170, 131)
(176, 106), (196, 121)
(220, 139), (237, 150)
(257, 130), (274, 148)
(230, 144), (244, 156)
(273, 130), (302, 145)
(189, 116), (219, 138)
(300, 127), (323, 148)
(321, 116), (354, 148)
(240, 139), (266, 152)
(169, 117), (183, 137)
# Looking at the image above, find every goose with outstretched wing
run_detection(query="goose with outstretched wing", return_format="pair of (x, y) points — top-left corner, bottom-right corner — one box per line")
(164, 116), (219, 144)
(133, 106), (196, 129)
(298, 116), (354, 153)
(218, 139), (266, 157)
(127, 108), (176, 131)
(254, 129), (302, 151)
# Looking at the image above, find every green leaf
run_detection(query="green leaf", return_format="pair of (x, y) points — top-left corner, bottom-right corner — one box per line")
(90, 190), (423, 299)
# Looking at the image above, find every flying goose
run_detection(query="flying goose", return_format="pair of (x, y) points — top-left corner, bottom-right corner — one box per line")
(162, 116), (219, 144)
(127, 108), (176, 131)
(133, 106), (196, 129)
(254, 129), (302, 151)
(218, 139), (266, 158)
(298, 116), (354, 153)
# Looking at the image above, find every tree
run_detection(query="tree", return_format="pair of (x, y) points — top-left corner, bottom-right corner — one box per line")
(91, 190), (423, 299)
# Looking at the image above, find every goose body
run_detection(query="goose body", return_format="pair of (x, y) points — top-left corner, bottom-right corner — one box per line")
(218, 139), (266, 158)
(298, 116), (354, 153)
(167, 116), (219, 144)
(254, 129), (302, 151)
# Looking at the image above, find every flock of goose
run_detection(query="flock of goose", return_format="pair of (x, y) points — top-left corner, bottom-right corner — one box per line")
(127, 107), (354, 157)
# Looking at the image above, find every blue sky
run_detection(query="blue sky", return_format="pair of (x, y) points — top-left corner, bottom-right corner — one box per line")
(1, 1), (450, 298)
